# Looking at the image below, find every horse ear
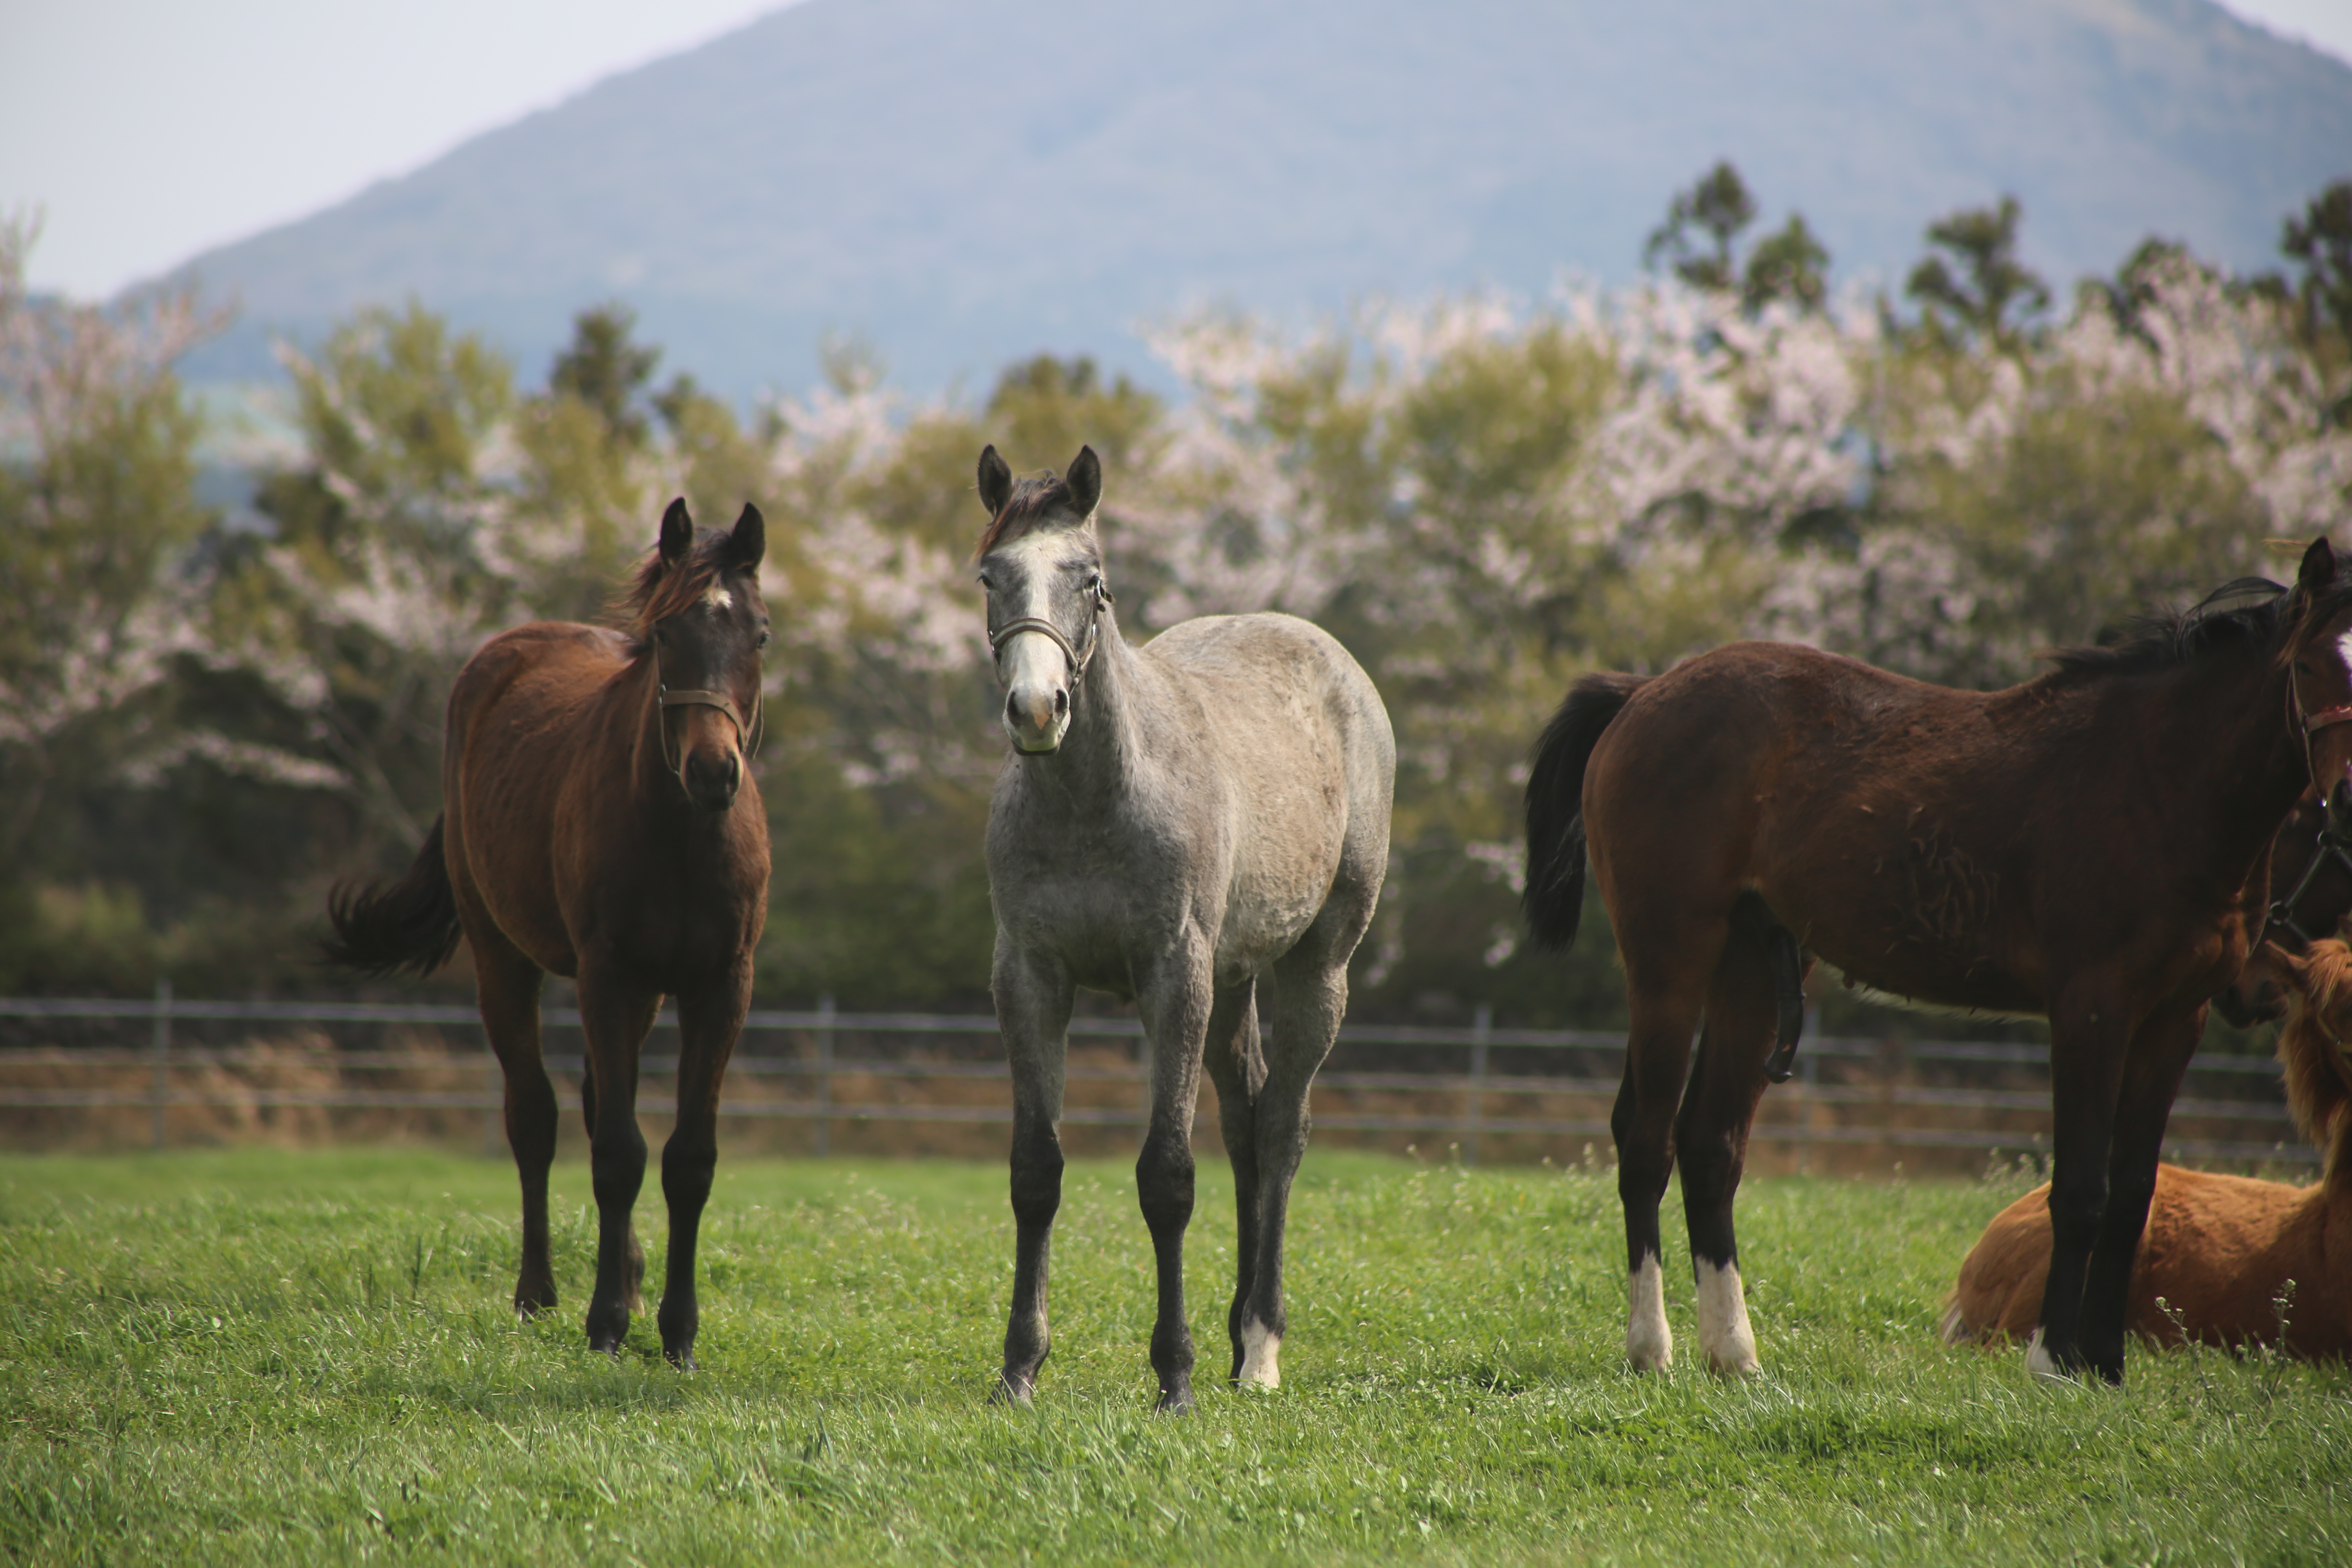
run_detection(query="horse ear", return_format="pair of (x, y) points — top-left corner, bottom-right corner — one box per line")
(1066, 445), (1102, 519)
(727, 503), (766, 573)
(2299, 537), (2338, 597)
(659, 498), (694, 566)
(977, 445), (1012, 517)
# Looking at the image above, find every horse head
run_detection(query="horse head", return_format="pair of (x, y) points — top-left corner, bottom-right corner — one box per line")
(643, 497), (769, 812)
(973, 443), (1111, 756)
(2285, 537), (2352, 822)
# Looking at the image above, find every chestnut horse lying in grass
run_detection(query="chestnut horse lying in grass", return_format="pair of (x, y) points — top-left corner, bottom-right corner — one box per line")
(1947, 935), (2352, 1359)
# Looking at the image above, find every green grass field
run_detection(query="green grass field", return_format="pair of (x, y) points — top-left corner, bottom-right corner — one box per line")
(2, 1147), (2346, 1566)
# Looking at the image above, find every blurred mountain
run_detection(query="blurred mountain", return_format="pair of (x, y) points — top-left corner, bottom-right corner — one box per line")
(167, 0), (2352, 396)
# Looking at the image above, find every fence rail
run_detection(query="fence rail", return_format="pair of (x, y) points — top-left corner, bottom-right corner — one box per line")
(0, 989), (2314, 1168)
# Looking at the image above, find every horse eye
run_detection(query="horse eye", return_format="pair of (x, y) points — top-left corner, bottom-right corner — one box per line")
(978, 573), (996, 591)
(757, 630), (770, 649)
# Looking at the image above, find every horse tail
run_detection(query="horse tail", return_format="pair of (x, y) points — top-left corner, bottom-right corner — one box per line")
(322, 815), (463, 979)
(2278, 938), (2352, 1187)
(1523, 671), (1648, 951)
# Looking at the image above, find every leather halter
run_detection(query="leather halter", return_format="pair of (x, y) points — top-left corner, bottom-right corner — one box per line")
(2264, 667), (2352, 952)
(988, 583), (1113, 685)
(654, 650), (762, 785)
(2261, 824), (2352, 954)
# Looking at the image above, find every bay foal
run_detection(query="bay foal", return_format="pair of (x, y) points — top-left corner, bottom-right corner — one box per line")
(327, 500), (770, 1368)
(1524, 541), (2352, 1384)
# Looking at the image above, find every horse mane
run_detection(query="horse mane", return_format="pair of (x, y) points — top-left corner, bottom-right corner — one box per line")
(2040, 579), (2291, 682)
(2277, 939), (2352, 1188)
(611, 530), (744, 639)
(975, 472), (1087, 558)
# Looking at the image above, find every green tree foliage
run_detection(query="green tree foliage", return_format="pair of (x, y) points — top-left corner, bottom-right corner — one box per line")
(1904, 194), (2051, 349)
(1741, 214), (1830, 313)
(1644, 163), (1831, 314)
(0, 217), (225, 989)
(1643, 161), (1756, 291)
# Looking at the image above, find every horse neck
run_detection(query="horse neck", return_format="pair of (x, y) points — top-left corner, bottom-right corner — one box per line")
(2142, 649), (2308, 864)
(1033, 612), (1146, 800)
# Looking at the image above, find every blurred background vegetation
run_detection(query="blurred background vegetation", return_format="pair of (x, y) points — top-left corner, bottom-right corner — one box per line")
(3, 171), (2348, 1031)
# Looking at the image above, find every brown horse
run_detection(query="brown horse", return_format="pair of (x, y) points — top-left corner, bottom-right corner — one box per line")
(1523, 539), (2352, 1385)
(325, 499), (771, 1368)
(1948, 935), (2352, 1360)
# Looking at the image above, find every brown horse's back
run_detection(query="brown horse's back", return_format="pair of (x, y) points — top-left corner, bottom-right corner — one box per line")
(1946, 1166), (2349, 1356)
(441, 622), (634, 978)
(1583, 640), (2052, 1014)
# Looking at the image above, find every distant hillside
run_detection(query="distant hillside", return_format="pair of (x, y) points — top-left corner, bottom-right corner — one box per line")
(169, 0), (2352, 397)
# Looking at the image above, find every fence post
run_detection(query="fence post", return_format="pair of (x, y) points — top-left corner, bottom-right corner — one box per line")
(149, 977), (172, 1151)
(814, 993), (835, 1157)
(1463, 1003), (1491, 1167)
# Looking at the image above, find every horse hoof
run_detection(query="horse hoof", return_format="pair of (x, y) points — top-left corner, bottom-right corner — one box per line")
(664, 1346), (699, 1372)
(989, 1375), (1035, 1408)
(1154, 1383), (1195, 1415)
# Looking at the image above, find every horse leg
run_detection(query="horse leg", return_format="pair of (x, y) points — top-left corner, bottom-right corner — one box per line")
(474, 934), (559, 1317)
(657, 964), (750, 1371)
(1673, 913), (1778, 1376)
(1235, 947), (1353, 1392)
(1611, 921), (1719, 1372)
(575, 1041), (646, 1314)
(994, 944), (1072, 1405)
(2031, 988), (2132, 1382)
(1136, 947), (1212, 1412)
(1199, 980), (1266, 1385)
(2077, 1005), (2202, 1383)
(577, 967), (662, 1356)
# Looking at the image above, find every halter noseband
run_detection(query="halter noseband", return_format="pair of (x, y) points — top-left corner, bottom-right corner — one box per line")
(988, 583), (1113, 686)
(654, 648), (763, 786)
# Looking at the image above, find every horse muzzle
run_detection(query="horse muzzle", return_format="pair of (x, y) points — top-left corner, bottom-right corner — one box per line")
(680, 744), (743, 812)
(1003, 682), (1070, 753)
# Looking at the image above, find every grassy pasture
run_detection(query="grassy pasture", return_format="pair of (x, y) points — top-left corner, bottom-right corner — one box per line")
(2, 1147), (2347, 1565)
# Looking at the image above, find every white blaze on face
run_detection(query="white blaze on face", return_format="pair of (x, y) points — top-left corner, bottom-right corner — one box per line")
(993, 532), (1080, 753)
(1626, 1253), (1674, 1371)
(702, 584), (733, 611)
(1238, 1317), (1283, 1388)
(1694, 1257), (1759, 1377)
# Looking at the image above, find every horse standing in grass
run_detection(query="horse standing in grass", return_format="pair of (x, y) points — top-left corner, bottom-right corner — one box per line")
(325, 500), (771, 1369)
(976, 444), (1394, 1411)
(1948, 935), (2352, 1359)
(1522, 540), (2352, 1385)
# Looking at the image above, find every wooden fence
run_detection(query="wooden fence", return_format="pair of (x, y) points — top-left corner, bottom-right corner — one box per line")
(0, 988), (2314, 1174)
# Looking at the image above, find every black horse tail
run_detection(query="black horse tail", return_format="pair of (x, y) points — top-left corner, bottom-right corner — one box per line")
(322, 815), (463, 978)
(1523, 672), (1648, 952)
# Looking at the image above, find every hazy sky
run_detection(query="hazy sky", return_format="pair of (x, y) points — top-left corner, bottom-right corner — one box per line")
(2, 0), (2346, 300)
